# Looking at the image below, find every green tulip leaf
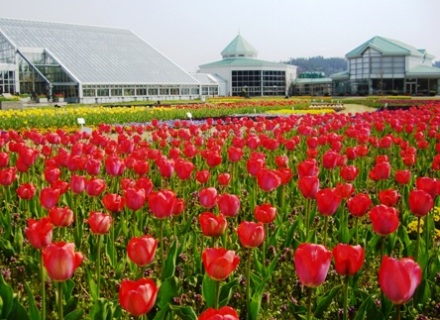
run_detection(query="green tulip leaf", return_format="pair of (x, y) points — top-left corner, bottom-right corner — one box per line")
(24, 282), (40, 320)
(0, 274), (13, 318)
(157, 276), (179, 309)
(219, 278), (238, 307)
(7, 298), (29, 320)
(64, 309), (84, 320)
(169, 305), (197, 320)
(201, 274), (216, 308)
(314, 284), (342, 318)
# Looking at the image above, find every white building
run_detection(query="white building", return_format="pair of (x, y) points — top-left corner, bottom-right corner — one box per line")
(198, 34), (297, 97)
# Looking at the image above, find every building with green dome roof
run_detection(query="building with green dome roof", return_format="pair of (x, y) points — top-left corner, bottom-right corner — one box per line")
(198, 34), (297, 97)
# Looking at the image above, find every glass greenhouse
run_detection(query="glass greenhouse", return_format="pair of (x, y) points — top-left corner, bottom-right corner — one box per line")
(0, 18), (217, 103)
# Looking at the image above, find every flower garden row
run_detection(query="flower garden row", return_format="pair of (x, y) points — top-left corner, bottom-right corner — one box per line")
(0, 100), (440, 319)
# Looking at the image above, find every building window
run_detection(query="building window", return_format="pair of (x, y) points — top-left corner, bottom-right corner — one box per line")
(137, 88), (147, 95)
(97, 89), (109, 96)
(111, 89), (123, 96)
(124, 88), (135, 96)
(83, 89), (95, 97)
(148, 88), (158, 95)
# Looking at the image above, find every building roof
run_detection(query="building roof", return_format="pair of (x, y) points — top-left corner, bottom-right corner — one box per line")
(199, 57), (289, 69)
(346, 36), (431, 59)
(407, 65), (440, 77)
(0, 18), (199, 85)
(221, 34), (258, 58)
(189, 72), (219, 85)
(292, 77), (332, 84)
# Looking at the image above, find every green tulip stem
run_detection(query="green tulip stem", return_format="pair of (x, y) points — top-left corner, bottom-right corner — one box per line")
(414, 217), (421, 262)
(323, 216), (328, 247)
(262, 224), (268, 276)
(246, 248), (252, 318)
(343, 276), (349, 320)
(395, 304), (401, 320)
(96, 234), (102, 296)
(215, 280), (220, 310)
(40, 253), (46, 320)
(424, 213), (430, 257)
(306, 287), (313, 320)
(354, 218), (359, 245)
(57, 281), (63, 320)
(305, 198), (311, 242)
(380, 236), (385, 262)
(159, 219), (165, 277)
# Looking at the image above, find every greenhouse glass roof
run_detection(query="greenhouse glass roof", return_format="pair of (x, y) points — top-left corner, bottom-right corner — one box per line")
(0, 18), (199, 85)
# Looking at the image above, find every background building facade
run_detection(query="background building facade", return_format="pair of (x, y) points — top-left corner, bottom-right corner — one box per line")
(198, 34), (297, 97)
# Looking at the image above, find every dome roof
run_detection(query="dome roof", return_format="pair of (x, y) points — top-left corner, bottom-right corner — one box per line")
(221, 34), (258, 59)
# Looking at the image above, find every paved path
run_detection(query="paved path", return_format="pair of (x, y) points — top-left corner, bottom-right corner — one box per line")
(339, 104), (377, 114)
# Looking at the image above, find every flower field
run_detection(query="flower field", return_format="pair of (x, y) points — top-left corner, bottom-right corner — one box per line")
(0, 99), (440, 319)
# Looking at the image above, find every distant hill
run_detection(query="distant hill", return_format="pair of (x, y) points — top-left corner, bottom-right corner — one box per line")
(286, 56), (347, 76)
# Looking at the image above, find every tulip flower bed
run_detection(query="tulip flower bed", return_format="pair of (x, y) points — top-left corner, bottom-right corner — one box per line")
(0, 99), (308, 131)
(1, 101), (440, 320)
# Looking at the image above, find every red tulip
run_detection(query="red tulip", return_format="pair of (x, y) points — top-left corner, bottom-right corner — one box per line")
(369, 205), (399, 236)
(124, 188), (146, 211)
(298, 176), (319, 199)
(25, 217), (53, 249)
(40, 187), (61, 210)
(0, 167), (17, 186)
(85, 157), (102, 175)
(316, 188), (341, 216)
(332, 244), (364, 276)
(199, 187), (218, 209)
(415, 177), (440, 200)
(217, 193), (240, 217)
(198, 306), (239, 320)
(148, 189), (179, 219)
(105, 155), (126, 176)
(395, 170), (411, 185)
(119, 278), (158, 316)
(127, 235), (158, 267)
(293, 243), (332, 288)
(218, 173), (231, 187)
(228, 146), (244, 162)
(133, 159), (149, 176)
(237, 221), (265, 248)
(347, 193), (372, 217)
(85, 178), (106, 197)
(335, 182), (354, 199)
(277, 167), (294, 185)
(202, 248), (240, 281)
(254, 203), (277, 224)
(322, 150), (340, 170)
(16, 183), (37, 200)
(196, 170), (210, 184)
(49, 206), (74, 227)
(275, 155), (289, 168)
(156, 157), (174, 178)
(43, 167), (61, 184)
(256, 168), (282, 192)
(340, 165), (359, 182)
(297, 159), (319, 178)
(378, 256), (421, 305)
(378, 189), (400, 207)
(408, 189), (433, 217)
(102, 193), (125, 213)
(0, 152), (9, 167)
(204, 150), (222, 168)
(42, 242), (83, 281)
(246, 154), (265, 177)
(369, 161), (391, 181)
(86, 211), (113, 234)
(70, 174), (86, 194)
(174, 158), (194, 180)
(199, 212), (227, 237)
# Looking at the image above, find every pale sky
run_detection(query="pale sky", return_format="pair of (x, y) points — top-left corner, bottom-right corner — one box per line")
(2, 0), (439, 72)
